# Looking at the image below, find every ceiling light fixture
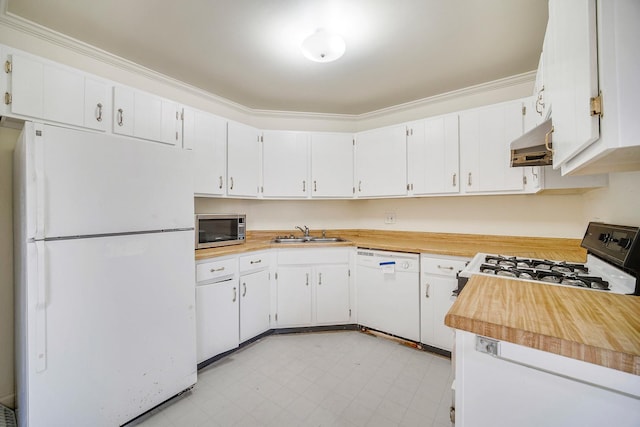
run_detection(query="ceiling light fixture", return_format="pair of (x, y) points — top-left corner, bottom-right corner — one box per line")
(300, 29), (346, 63)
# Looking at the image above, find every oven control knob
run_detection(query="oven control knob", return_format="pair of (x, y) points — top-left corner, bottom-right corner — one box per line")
(619, 238), (632, 250)
(598, 233), (611, 243)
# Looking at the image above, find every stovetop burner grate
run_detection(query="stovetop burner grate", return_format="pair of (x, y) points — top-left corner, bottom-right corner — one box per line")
(480, 256), (610, 290)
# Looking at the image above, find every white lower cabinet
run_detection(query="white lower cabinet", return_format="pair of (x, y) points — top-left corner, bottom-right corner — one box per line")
(420, 254), (469, 352)
(275, 248), (352, 328)
(239, 251), (271, 342)
(195, 256), (239, 364)
(316, 264), (351, 325)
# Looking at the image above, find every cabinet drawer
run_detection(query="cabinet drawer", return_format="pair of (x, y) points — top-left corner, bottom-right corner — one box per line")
(421, 255), (469, 277)
(196, 257), (237, 283)
(239, 251), (270, 273)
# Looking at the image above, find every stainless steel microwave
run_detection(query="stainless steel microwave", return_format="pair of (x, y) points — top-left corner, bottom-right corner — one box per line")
(195, 214), (246, 249)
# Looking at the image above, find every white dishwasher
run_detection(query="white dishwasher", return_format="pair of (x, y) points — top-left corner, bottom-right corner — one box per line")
(356, 249), (420, 341)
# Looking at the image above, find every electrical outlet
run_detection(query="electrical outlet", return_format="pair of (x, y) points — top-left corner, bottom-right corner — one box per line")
(384, 212), (396, 224)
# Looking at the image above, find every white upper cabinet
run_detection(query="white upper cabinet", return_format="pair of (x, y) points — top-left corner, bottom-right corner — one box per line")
(559, 0), (640, 175)
(310, 132), (354, 198)
(5, 51), (109, 131)
(184, 107), (227, 196)
(407, 114), (460, 195)
(546, 0), (600, 168)
(459, 101), (525, 193)
(227, 121), (261, 198)
(355, 124), (407, 197)
(262, 130), (310, 198)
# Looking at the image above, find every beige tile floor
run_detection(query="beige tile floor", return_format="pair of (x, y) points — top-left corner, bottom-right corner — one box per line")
(130, 331), (454, 427)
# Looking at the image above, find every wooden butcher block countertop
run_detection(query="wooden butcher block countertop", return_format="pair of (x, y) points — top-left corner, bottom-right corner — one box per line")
(196, 229), (587, 261)
(445, 275), (640, 375)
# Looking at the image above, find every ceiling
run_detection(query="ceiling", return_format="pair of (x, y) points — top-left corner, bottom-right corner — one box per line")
(6, 0), (548, 115)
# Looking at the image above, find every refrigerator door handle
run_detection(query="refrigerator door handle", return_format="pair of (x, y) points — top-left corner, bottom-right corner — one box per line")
(35, 240), (47, 372)
(34, 124), (46, 240)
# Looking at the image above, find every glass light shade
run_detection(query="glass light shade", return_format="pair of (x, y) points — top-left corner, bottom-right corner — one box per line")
(300, 29), (346, 63)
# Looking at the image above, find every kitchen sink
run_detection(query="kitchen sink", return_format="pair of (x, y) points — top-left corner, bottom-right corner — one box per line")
(272, 236), (348, 244)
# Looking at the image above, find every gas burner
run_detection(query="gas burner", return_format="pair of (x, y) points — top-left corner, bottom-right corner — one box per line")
(478, 259), (610, 290)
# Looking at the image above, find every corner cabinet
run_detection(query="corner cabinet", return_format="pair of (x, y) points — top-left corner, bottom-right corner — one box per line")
(227, 121), (261, 198)
(310, 132), (354, 198)
(355, 124), (407, 197)
(459, 100), (525, 193)
(262, 130), (310, 198)
(407, 114), (460, 195)
(274, 248), (352, 328)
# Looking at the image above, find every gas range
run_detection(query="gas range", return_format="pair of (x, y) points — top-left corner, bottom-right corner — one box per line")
(457, 222), (640, 296)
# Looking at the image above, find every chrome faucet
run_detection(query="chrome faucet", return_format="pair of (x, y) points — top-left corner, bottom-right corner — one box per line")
(296, 225), (310, 237)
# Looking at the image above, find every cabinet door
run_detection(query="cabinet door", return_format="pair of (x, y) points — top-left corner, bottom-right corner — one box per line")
(276, 266), (312, 327)
(227, 121), (261, 197)
(459, 101), (524, 193)
(315, 265), (350, 325)
(547, 0), (600, 167)
(408, 115), (460, 195)
(43, 63), (84, 127)
(186, 108), (227, 196)
(262, 130), (310, 198)
(240, 269), (271, 342)
(160, 100), (181, 146)
(420, 275), (457, 351)
(132, 90), (162, 142)
(355, 125), (407, 197)
(84, 77), (108, 131)
(195, 280), (239, 363)
(310, 132), (354, 197)
(7, 53), (44, 119)
(113, 86), (134, 136)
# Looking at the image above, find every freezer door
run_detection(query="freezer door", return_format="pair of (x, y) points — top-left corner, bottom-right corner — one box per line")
(19, 231), (196, 427)
(22, 122), (193, 239)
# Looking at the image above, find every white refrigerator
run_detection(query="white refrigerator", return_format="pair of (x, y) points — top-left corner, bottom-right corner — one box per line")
(13, 122), (197, 426)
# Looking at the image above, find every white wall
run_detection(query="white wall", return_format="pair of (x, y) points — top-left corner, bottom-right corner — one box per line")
(583, 171), (640, 226)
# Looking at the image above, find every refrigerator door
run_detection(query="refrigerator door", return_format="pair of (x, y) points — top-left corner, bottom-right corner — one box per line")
(20, 230), (196, 427)
(22, 122), (193, 240)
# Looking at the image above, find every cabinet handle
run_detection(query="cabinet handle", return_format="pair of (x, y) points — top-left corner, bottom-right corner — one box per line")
(425, 283), (430, 298)
(232, 286), (237, 302)
(306, 273), (309, 286)
(468, 172), (472, 186)
(545, 126), (554, 153)
(210, 267), (225, 273)
(437, 265), (454, 271)
(318, 273), (322, 285)
(302, 180), (306, 192)
(219, 176), (223, 189)
(117, 108), (124, 126)
(230, 177), (234, 190)
(452, 173), (457, 187)
(358, 181), (362, 192)
(250, 259), (262, 264)
(242, 282), (247, 297)
(95, 103), (103, 122)
(314, 180), (317, 192)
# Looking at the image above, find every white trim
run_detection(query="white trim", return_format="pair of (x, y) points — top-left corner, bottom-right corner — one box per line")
(0, 0), (535, 123)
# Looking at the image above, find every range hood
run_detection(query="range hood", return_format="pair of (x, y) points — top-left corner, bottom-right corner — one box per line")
(510, 118), (553, 167)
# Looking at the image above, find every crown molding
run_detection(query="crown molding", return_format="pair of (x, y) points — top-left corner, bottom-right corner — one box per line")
(0, 0), (535, 124)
